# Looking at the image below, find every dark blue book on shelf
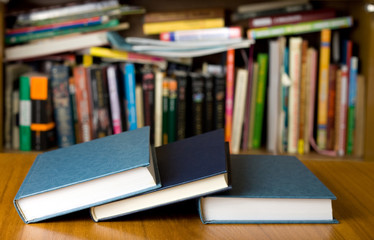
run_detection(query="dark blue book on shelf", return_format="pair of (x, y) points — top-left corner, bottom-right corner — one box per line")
(50, 65), (76, 148)
(90, 128), (230, 222)
(14, 126), (160, 223)
(199, 155), (338, 224)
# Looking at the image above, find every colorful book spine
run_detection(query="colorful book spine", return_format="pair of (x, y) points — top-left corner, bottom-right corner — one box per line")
(160, 27), (242, 41)
(252, 53), (268, 149)
(168, 79), (178, 143)
(162, 78), (169, 144)
(73, 66), (93, 142)
(346, 57), (358, 155)
(154, 71), (164, 147)
(19, 75), (31, 151)
(225, 49), (235, 142)
(317, 29), (331, 150)
(281, 46), (290, 152)
(288, 37), (302, 153)
(143, 18), (225, 35)
(247, 16), (353, 40)
(231, 69), (249, 154)
(123, 63), (138, 131)
(335, 66), (349, 156)
(248, 9), (336, 28)
(106, 65), (123, 134)
(326, 64), (337, 150)
(297, 40), (308, 155)
(50, 65), (75, 148)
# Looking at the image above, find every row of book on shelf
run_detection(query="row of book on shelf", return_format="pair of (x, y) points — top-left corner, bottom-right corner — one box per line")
(3, 0), (365, 158)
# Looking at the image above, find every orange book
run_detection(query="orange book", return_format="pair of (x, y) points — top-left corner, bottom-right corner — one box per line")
(225, 49), (235, 143)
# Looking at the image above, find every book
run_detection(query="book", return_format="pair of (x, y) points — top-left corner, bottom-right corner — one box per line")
(346, 57), (359, 155)
(354, 75), (365, 157)
(14, 126), (160, 223)
(12, 90), (20, 150)
(326, 64), (337, 150)
(106, 65), (123, 134)
(199, 155), (337, 224)
(190, 73), (204, 136)
(4, 64), (32, 149)
(247, 16), (353, 40)
(50, 65), (75, 148)
(231, 69), (248, 154)
(30, 73), (56, 151)
(73, 66), (93, 142)
(167, 79), (178, 143)
(203, 74), (214, 133)
(162, 78), (170, 144)
(267, 39), (281, 153)
(233, 2), (312, 22)
(252, 53), (268, 149)
(281, 45), (291, 152)
(19, 75), (32, 151)
(154, 70), (164, 147)
(5, 31), (110, 61)
(247, 63), (259, 150)
(297, 40), (308, 154)
(123, 63), (138, 131)
(213, 73), (226, 130)
(160, 27), (241, 42)
(175, 71), (188, 140)
(317, 29), (331, 150)
(224, 49), (235, 143)
(141, 66), (155, 142)
(248, 8), (336, 28)
(144, 8), (224, 23)
(237, 0), (309, 13)
(90, 129), (230, 222)
(136, 84), (145, 128)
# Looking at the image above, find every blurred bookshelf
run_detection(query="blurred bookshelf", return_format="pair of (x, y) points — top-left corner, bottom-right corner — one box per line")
(1, 0), (373, 162)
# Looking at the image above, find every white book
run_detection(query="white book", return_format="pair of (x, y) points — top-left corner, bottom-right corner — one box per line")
(267, 40), (281, 153)
(231, 68), (249, 154)
(154, 71), (164, 147)
(106, 66), (122, 135)
(5, 31), (109, 61)
(287, 37), (302, 153)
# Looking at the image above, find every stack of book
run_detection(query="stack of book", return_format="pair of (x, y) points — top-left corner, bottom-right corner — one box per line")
(14, 127), (337, 224)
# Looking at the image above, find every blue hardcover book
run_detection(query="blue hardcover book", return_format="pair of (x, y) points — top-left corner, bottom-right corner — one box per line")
(14, 126), (160, 223)
(50, 65), (76, 148)
(90, 129), (230, 222)
(123, 63), (137, 130)
(199, 155), (337, 224)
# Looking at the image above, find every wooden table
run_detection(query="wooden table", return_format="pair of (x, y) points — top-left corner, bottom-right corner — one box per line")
(1, 153), (374, 239)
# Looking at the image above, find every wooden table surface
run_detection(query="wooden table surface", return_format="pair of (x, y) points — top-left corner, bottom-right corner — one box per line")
(1, 153), (374, 240)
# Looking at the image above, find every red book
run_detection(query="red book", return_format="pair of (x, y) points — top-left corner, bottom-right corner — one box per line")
(248, 9), (336, 28)
(326, 64), (337, 150)
(225, 49), (235, 143)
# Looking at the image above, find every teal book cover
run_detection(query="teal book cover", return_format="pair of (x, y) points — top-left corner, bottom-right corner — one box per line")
(199, 155), (337, 224)
(14, 126), (160, 223)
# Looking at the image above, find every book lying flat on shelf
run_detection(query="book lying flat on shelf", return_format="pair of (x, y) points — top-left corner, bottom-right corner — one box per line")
(199, 155), (337, 224)
(90, 129), (230, 222)
(14, 126), (160, 223)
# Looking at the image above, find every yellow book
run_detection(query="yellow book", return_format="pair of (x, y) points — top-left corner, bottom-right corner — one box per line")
(143, 18), (225, 35)
(317, 29), (331, 150)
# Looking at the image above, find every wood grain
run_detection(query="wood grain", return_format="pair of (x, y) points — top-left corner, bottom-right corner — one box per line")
(1, 153), (374, 239)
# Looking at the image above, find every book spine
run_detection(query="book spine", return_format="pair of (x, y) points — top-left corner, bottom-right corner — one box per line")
(231, 69), (249, 154)
(247, 16), (353, 40)
(248, 63), (259, 149)
(141, 67), (155, 139)
(19, 76), (31, 151)
(89, 67), (100, 139)
(12, 90), (20, 150)
(123, 63), (138, 131)
(135, 84), (145, 128)
(191, 74), (205, 136)
(144, 8), (224, 23)
(281, 47), (290, 152)
(160, 27), (242, 41)
(354, 75), (365, 157)
(305, 48), (317, 154)
(175, 71), (187, 140)
(203, 74), (214, 133)
(50, 65), (75, 148)
(225, 49), (235, 142)
(213, 74), (226, 130)
(326, 64), (337, 150)
(317, 29), (331, 150)
(96, 67), (112, 137)
(252, 53), (268, 149)
(143, 18), (225, 35)
(68, 76), (80, 144)
(106, 66), (123, 134)
(346, 57), (358, 155)
(336, 66), (349, 156)
(297, 40), (308, 155)
(288, 37), (302, 153)
(248, 9), (336, 28)
(168, 79), (178, 143)
(73, 66), (93, 142)
(154, 71), (164, 147)
(162, 78), (169, 144)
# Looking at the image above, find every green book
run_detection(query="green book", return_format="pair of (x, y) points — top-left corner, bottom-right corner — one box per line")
(19, 75), (31, 151)
(168, 79), (177, 143)
(346, 57), (358, 155)
(248, 16), (352, 40)
(252, 54), (268, 149)
(6, 19), (120, 45)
